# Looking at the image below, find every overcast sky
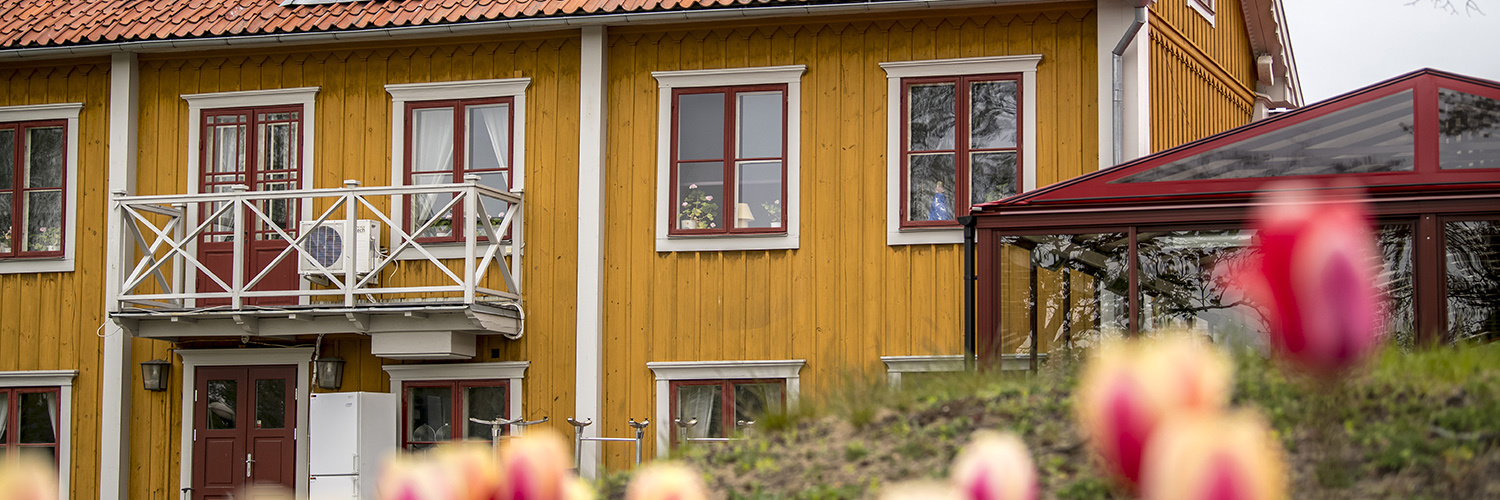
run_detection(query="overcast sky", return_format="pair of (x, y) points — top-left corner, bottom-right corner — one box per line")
(1282, 0), (1500, 103)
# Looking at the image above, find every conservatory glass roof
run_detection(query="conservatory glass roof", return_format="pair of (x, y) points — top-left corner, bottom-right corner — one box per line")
(982, 69), (1500, 208)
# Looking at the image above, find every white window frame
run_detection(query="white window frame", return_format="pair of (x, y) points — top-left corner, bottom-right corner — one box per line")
(386, 79), (530, 261)
(1188, 0), (1216, 25)
(382, 361), (528, 436)
(176, 348), (313, 499)
(652, 66), (805, 252)
(646, 359), (804, 457)
(879, 355), (963, 387)
(0, 370), (77, 500)
(881, 55), (1041, 246)
(0, 103), (83, 274)
(181, 88), (319, 304)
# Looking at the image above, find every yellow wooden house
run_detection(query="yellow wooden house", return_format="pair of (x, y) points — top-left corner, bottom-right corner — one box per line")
(0, 0), (1297, 497)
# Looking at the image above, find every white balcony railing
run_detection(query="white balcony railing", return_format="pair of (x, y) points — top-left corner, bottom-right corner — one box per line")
(112, 176), (522, 313)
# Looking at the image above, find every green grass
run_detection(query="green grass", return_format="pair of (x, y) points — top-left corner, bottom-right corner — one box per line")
(595, 344), (1500, 499)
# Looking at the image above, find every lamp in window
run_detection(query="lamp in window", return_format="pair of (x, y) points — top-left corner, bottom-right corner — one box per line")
(314, 357), (346, 390)
(140, 359), (170, 392)
(735, 203), (756, 228)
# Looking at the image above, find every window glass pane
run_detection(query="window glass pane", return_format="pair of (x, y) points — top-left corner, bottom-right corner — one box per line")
(406, 386), (452, 447)
(732, 383), (782, 429)
(258, 122), (297, 174)
(906, 153), (955, 222)
(678, 93), (725, 161)
(18, 392), (57, 444)
(1116, 90), (1416, 183)
(0, 392), (7, 443)
(1137, 230), (1261, 342)
(208, 124), (247, 176)
(23, 191), (62, 252)
(410, 173), (455, 238)
(734, 161), (782, 229)
(675, 161), (723, 230)
(675, 385), (722, 439)
(254, 379), (286, 429)
(908, 83), (956, 151)
(413, 107), (455, 174)
(475, 171), (510, 236)
(20, 447), (55, 465)
(468, 104), (509, 171)
(26, 127), (64, 188)
(970, 152), (1017, 204)
(1002, 233), (1130, 362)
(1438, 89), (1500, 169)
(206, 380), (237, 430)
(969, 80), (1018, 149)
(0, 129), (13, 189)
(737, 92), (782, 159)
(1378, 225), (1416, 349)
(0, 194), (11, 254)
(1446, 220), (1500, 344)
(463, 385), (507, 441)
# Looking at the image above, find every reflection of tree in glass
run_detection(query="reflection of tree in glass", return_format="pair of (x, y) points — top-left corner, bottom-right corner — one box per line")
(1136, 231), (1267, 337)
(1438, 89), (1500, 137)
(1377, 226), (1416, 350)
(908, 84), (955, 150)
(1445, 221), (1500, 344)
(1021, 233), (1130, 356)
(968, 81), (1017, 148)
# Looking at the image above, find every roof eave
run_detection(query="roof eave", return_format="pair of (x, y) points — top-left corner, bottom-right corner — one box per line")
(1240, 0), (1302, 108)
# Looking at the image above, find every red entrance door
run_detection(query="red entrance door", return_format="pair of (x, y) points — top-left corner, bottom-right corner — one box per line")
(197, 107), (304, 306)
(192, 365), (298, 500)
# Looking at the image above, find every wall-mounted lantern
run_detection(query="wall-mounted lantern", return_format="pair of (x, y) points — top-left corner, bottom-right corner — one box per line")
(314, 357), (345, 390)
(140, 359), (171, 392)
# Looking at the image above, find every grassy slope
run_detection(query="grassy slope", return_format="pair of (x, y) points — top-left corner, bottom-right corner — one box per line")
(597, 345), (1500, 499)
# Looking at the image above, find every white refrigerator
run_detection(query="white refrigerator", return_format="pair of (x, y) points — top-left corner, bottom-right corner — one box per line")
(309, 392), (398, 500)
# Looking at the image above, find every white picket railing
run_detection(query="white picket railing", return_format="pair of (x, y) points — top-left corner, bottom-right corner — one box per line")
(112, 176), (522, 311)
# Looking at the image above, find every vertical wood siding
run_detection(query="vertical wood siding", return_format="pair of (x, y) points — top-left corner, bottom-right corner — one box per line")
(129, 33), (580, 496)
(1149, 0), (1257, 152)
(600, 4), (1097, 467)
(0, 58), (110, 500)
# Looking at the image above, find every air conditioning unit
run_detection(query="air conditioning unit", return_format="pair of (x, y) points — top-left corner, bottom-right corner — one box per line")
(299, 220), (380, 277)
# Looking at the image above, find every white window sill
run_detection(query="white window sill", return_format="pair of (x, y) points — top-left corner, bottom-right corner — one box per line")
(656, 233), (799, 252)
(0, 258), (75, 274)
(887, 228), (962, 246)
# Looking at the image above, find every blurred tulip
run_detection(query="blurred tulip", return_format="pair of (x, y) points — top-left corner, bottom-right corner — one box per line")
(437, 442), (504, 500)
(1075, 334), (1233, 486)
(624, 462), (709, 500)
(0, 455), (59, 500)
(1237, 183), (1384, 376)
(878, 481), (961, 500)
(949, 431), (1037, 500)
(565, 477), (597, 500)
(497, 429), (575, 500)
(1140, 411), (1287, 500)
(378, 454), (459, 500)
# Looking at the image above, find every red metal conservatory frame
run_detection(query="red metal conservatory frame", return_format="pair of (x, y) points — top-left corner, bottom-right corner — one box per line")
(971, 69), (1500, 366)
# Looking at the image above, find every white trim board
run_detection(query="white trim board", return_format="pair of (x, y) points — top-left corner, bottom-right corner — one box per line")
(652, 65), (805, 252)
(1096, 0), (1151, 170)
(385, 77), (531, 263)
(646, 359), (805, 457)
(0, 370), (77, 500)
(574, 24), (608, 480)
(0, 102), (84, 274)
(176, 348), (313, 499)
(880, 55), (1041, 246)
(181, 87), (319, 306)
(101, 52), (138, 500)
(879, 354), (963, 387)
(382, 361), (529, 435)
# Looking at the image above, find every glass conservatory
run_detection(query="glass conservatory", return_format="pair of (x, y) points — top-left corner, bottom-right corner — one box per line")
(971, 69), (1500, 368)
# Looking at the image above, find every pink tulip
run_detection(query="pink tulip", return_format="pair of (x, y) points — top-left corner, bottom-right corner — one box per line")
(624, 463), (709, 500)
(950, 431), (1037, 500)
(1140, 411), (1287, 500)
(1235, 182), (1384, 376)
(1075, 334), (1233, 486)
(496, 429), (575, 500)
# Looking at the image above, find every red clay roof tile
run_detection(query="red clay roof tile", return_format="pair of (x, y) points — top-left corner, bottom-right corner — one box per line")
(0, 0), (855, 49)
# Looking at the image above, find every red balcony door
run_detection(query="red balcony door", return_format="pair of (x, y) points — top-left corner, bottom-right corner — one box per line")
(197, 107), (303, 307)
(192, 365), (298, 500)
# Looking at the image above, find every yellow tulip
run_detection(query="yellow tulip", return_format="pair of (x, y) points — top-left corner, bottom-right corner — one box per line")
(496, 429), (575, 500)
(0, 455), (58, 500)
(1140, 411), (1287, 500)
(949, 431), (1036, 500)
(624, 462), (709, 500)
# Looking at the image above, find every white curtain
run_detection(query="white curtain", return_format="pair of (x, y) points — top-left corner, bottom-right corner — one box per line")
(477, 105), (509, 171)
(0, 393), (8, 439)
(412, 109), (455, 226)
(679, 387), (716, 439)
(44, 392), (57, 440)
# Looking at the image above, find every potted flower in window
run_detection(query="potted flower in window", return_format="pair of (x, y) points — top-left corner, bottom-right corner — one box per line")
(760, 199), (782, 228)
(27, 226), (61, 252)
(678, 184), (719, 230)
(0, 227), (10, 253)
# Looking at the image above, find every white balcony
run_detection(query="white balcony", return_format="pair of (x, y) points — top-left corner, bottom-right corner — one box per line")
(109, 177), (524, 355)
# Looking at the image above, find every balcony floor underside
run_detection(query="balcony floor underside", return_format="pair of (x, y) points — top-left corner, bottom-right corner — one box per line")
(111, 301), (522, 342)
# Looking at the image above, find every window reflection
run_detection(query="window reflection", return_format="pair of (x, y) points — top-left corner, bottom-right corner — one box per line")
(1446, 220), (1500, 344)
(1438, 89), (1500, 170)
(1137, 230), (1264, 344)
(998, 233), (1130, 362)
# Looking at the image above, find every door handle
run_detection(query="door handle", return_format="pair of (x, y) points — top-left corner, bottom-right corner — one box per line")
(246, 453), (255, 478)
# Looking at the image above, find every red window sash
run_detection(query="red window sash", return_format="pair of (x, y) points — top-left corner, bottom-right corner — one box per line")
(399, 379), (509, 450)
(899, 74), (1022, 230)
(667, 85), (789, 237)
(667, 379), (786, 446)
(198, 106), (304, 243)
(1, 120), (69, 260)
(403, 97), (515, 244)
(0, 387), (61, 469)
